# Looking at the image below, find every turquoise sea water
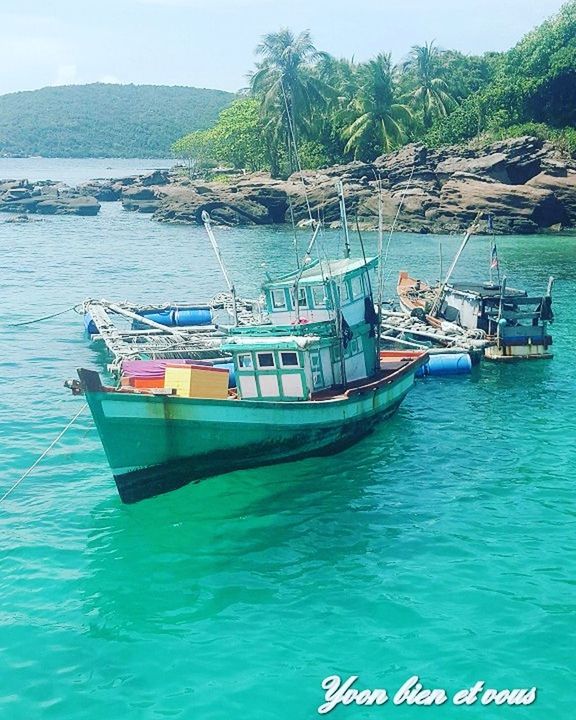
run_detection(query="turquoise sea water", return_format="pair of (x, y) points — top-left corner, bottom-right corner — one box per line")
(1, 175), (575, 719)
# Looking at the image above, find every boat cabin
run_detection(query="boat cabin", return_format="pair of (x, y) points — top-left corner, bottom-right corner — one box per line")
(223, 320), (378, 401)
(263, 257), (378, 327)
(442, 282), (554, 359)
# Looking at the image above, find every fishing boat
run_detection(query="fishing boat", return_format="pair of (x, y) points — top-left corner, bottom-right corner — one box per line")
(76, 244), (427, 503)
(397, 216), (554, 360)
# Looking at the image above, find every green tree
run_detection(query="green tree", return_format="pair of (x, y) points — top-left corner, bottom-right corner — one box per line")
(312, 54), (361, 162)
(209, 98), (269, 170)
(171, 128), (216, 169)
(425, 1), (576, 148)
(404, 41), (456, 130)
(342, 54), (412, 159)
(249, 29), (329, 175)
(172, 98), (269, 171)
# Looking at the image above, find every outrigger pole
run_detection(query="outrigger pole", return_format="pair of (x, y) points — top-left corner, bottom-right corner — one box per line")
(202, 211), (238, 326)
(429, 212), (482, 318)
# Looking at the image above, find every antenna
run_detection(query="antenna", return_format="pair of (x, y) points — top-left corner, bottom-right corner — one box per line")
(201, 211), (238, 326)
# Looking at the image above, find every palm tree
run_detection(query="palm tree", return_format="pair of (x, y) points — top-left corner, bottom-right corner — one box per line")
(342, 54), (412, 159)
(249, 29), (329, 175)
(404, 41), (456, 129)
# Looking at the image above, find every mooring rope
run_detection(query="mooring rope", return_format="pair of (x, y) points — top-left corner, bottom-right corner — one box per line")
(8, 304), (80, 327)
(0, 403), (87, 506)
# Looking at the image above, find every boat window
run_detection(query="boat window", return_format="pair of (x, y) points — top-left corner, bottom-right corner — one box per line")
(312, 285), (327, 307)
(237, 353), (253, 369)
(271, 289), (287, 309)
(257, 352), (275, 369)
(280, 351), (299, 368)
(351, 275), (364, 299)
(331, 345), (342, 362)
(340, 281), (350, 304)
(291, 286), (308, 308)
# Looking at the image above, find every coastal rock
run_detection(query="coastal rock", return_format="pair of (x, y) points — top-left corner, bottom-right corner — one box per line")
(34, 196), (101, 216)
(120, 137), (575, 233)
(436, 178), (565, 233)
(77, 179), (121, 201)
(4, 213), (43, 223)
(434, 153), (509, 184)
(121, 185), (162, 212)
(140, 169), (171, 186)
(153, 181), (277, 225)
(0, 177), (101, 216)
(526, 172), (576, 225)
(8, 134), (570, 232)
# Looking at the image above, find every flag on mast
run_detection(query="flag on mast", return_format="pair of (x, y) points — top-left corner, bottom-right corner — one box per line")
(490, 243), (499, 270)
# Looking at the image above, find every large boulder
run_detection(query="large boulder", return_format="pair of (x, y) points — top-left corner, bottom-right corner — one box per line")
(434, 153), (510, 184)
(526, 172), (576, 225)
(153, 182), (279, 225)
(435, 177), (565, 233)
(34, 196), (101, 216)
(77, 179), (121, 201)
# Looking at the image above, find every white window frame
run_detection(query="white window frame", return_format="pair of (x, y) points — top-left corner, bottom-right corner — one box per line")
(280, 351), (300, 369)
(237, 353), (253, 369)
(351, 275), (364, 300)
(291, 286), (308, 308)
(256, 352), (276, 369)
(312, 285), (327, 307)
(271, 289), (287, 309)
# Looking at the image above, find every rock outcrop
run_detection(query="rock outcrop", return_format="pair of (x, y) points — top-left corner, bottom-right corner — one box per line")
(0, 179), (100, 216)
(3, 136), (573, 232)
(111, 136), (576, 234)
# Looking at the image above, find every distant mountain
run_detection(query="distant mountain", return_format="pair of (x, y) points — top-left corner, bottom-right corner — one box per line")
(0, 83), (234, 158)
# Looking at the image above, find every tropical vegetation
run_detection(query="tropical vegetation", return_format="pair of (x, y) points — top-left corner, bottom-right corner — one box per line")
(173, 0), (576, 175)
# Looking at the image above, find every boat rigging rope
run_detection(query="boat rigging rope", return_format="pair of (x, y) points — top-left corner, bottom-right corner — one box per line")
(8, 304), (81, 327)
(377, 163), (416, 301)
(280, 81), (314, 226)
(0, 403), (87, 506)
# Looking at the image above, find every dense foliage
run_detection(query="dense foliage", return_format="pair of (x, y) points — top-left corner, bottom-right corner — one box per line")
(172, 98), (269, 171)
(0, 84), (234, 158)
(173, 1), (576, 175)
(422, 1), (576, 149)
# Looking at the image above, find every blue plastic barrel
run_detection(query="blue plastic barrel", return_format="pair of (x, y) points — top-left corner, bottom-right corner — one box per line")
(172, 308), (212, 327)
(138, 310), (174, 326)
(213, 361), (236, 388)
(84, 312), (97, 335)
(416, 352), (472, 378)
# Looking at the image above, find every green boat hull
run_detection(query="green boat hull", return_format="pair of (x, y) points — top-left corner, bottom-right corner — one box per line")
(80, 359), (423, 503)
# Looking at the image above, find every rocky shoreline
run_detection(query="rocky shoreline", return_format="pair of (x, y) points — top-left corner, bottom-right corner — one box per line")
(2, 136), (575, 233)
(0, 179), (101, 217)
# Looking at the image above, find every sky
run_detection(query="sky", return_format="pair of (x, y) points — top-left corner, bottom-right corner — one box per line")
(0, 0), (568, 96)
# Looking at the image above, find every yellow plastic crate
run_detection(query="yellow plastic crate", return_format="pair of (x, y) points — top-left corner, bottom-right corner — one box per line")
(164, 363), (229, 399)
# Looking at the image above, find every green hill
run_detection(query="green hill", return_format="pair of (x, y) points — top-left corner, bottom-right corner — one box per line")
(0, 83), (235, 158)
